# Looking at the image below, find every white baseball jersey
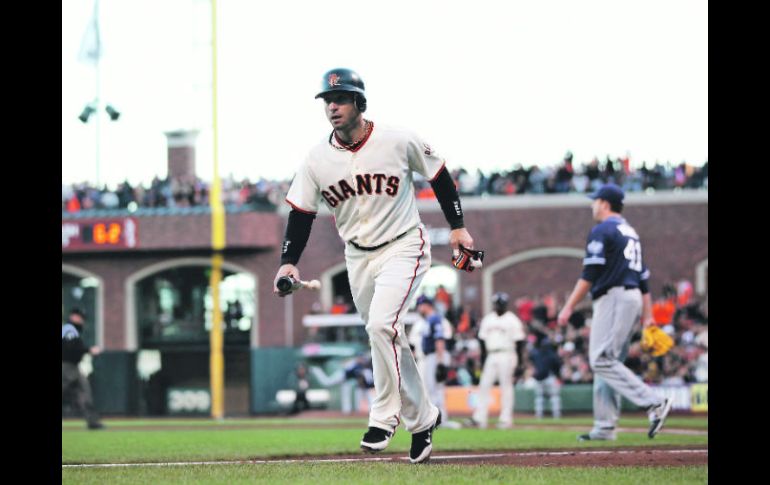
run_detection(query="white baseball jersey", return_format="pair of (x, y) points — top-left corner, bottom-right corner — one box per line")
(474, 310), (525, 428)
(478, 311), (526, 352)
(285, 123), (446, 248)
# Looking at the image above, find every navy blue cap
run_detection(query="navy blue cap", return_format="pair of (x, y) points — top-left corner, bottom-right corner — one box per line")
(416, 295), (433, 306)
(588, 183), (625, 204)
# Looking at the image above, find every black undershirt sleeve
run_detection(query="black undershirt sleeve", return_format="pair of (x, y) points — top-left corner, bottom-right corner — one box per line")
(430, 167), (465, 230)
(280, 210), (316, 265)
(639, 278), (649, 294)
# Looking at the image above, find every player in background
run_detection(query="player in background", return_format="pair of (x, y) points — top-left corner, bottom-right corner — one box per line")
(465, 292), (526, 429)
(412, 295), (462, 429)
(557, 183), (672, 441)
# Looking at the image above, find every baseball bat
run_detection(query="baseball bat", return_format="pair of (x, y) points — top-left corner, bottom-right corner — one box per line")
(276, 276), (321, 293)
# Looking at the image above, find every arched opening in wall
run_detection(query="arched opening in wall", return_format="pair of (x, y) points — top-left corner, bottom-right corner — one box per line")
(413, 265), (459, 314)
(482, 247), (585, 317)
(62, 271), (101, 348)
(493, 257), (583, 305)
(323, 264), (458, 315)
(330, 271), (355, 314)
(136, 266), (255, 346)
(132, 264), (256, 416)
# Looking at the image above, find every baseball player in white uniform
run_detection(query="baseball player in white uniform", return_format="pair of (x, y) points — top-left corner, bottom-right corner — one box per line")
(467, 292), (526, 429)
(273, 68), (481, 464)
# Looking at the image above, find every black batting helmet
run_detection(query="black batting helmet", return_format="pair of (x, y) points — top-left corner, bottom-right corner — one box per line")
(315, 68), (367, 112)
(492, 292), (510, 306)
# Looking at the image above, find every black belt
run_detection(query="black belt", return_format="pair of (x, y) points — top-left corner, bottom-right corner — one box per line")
(594, 285), (638, 299)
(348, 230), (410, 251)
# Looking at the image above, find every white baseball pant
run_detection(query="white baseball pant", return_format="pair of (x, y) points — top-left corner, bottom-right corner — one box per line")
(346, 224), (439, 434)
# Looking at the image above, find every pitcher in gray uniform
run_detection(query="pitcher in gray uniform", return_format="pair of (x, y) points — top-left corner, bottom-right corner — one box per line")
(557, 183), (673, 440)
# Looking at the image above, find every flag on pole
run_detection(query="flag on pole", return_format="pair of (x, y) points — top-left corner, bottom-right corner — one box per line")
(78, 1), (101, 65)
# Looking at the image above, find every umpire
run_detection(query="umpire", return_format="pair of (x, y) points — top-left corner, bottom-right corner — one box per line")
(62, 308), (104, 430)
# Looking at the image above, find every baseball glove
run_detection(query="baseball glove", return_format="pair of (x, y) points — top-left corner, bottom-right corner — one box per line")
(435, 363), (449, 383)
(452, 245), (485, 272)
(641, 325), (674, 357)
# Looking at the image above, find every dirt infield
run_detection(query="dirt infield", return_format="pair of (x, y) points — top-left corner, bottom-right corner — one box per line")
(265, 446), (708, 467)
(63, 446), (708, 469)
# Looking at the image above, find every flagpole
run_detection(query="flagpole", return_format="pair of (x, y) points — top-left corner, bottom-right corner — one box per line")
(209, 0), (226, 421)
(94, 0), (102, 187)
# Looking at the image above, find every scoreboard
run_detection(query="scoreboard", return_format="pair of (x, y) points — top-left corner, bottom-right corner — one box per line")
(62, 217), (139, 251)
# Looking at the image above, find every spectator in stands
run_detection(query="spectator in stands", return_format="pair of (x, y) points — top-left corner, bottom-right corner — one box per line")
(62, 158), (708, 214)
(330, 296), (352, 315)
(434, 285), (453, 316)
(528, 165), (547, 194)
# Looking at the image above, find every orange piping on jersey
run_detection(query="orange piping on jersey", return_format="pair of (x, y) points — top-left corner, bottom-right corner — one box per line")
(390, 227), (426, 393)
(285, 198), (317, 215)
(428, 162), (447, 183)
(334, 121), (375, 152)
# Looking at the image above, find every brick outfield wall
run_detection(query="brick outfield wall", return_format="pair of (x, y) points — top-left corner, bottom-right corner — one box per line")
(62, 200), (707, 350)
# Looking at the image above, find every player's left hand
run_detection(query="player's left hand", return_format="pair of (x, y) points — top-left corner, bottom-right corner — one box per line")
(449, 228), (474, 252)
(450, 229), (484, 272)
(452, 245), (485, 272)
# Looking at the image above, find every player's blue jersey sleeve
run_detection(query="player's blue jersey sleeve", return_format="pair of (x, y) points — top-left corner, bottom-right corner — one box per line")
(581, 225), (606, 282)
(582, 225), (606, 266)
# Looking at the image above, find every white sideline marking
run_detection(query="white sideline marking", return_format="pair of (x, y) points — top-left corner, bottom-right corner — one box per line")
(62, 449), (707, 469)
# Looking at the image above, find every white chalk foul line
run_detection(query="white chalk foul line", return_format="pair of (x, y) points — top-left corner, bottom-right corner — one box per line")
(62, 449), (706, 469)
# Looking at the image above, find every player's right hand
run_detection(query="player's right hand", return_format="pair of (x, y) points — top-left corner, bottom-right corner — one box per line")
(449, 228), (474, 252)
(274, 264), (300, 297)
(642, 315), (656, 328)
(557, 307), (572, 326)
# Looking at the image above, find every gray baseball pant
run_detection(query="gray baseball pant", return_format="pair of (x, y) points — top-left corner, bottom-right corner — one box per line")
(589, 287), (663, 430)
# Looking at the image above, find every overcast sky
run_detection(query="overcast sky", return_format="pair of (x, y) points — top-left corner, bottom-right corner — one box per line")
(62, 0), (708, 188)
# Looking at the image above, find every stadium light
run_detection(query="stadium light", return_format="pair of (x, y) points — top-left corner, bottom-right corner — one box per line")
(105, 104), (121, 121)
(78, 104), (97, 123)
(77, 102), (121, 123)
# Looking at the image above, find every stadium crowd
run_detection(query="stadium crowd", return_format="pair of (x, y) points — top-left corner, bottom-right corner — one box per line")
(62, 155), (707, 212)
(308, 277), (708, 390)
(424, 278), (708, 389)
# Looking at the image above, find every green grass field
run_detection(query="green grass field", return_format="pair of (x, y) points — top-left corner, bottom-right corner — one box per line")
(62, 464), (708, 485)
(62, 414), (708, 484)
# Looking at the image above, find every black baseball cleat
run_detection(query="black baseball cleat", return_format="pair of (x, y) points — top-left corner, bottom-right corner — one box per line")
(360, 426), (394, 453)
(648, 398), (674, 439)
(409, 410), (442, 464)
(87, 422), (105, 430)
